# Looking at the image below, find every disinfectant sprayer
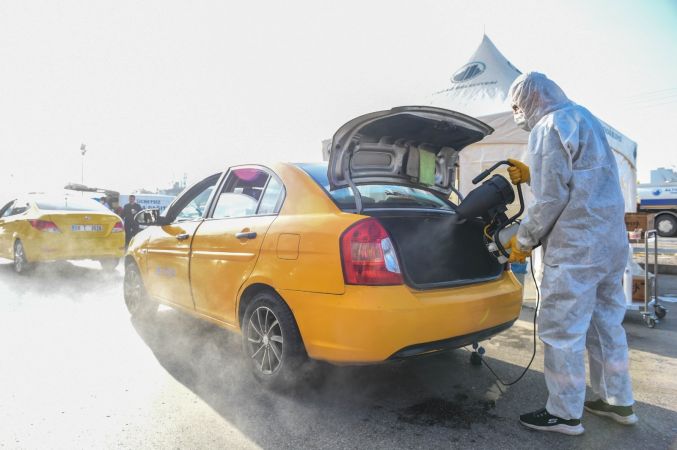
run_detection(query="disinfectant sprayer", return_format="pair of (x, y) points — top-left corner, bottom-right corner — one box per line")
(457, 160), (540, 388)
(455, 160), (526, 263)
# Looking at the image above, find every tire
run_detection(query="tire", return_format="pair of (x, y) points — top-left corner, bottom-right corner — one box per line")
(100, 258), (119, 272)
(241, 290), (306, 388)
(655, 214), (677, 238)
(13, 240), (32, 275)
(124, 262), (158, 319)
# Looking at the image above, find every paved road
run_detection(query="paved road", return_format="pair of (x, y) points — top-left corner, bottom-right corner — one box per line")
(1, 260), (676, 449)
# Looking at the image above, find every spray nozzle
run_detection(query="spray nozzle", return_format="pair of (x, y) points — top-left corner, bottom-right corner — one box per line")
(471, 160), (515, 185)
(458, 159), (527, 261)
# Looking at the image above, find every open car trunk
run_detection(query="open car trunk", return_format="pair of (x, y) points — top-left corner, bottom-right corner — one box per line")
(371, 211), (504, 289)
(323, 107), (501, 289)
(328, 106), (493, 197)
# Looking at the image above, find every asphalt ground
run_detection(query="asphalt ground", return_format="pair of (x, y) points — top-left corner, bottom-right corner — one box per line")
(1, 259), (676, 450)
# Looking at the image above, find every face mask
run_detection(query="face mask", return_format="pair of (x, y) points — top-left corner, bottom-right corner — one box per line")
(513, 110), (530, 131)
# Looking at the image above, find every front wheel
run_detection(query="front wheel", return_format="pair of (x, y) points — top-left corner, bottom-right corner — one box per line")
(13, 240), (32, 274)
(241, 290), (306, 388)
(124, 263), (157, 318)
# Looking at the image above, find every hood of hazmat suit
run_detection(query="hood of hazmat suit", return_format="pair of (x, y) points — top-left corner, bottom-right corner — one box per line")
(508, 72), (634, 420)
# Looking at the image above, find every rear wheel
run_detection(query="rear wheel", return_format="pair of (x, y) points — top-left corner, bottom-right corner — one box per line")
(124, 262), (157, 318)
(13, 240), (32, 274)
(99, 258), (119, 272)
(241, 290), (306, 388)
(655, 214), (677, 238)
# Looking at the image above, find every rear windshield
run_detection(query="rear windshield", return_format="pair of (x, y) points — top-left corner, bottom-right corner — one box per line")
(295, 163), (454, 211)
(34, 197), (111, 212)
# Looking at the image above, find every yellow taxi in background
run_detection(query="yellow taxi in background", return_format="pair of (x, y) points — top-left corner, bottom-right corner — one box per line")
(124, 106), (523, 387)
(0, 195), (125, 273)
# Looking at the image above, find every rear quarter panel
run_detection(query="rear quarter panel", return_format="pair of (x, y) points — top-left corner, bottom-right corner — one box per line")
(241, 163), (363, 299)
(9, 212), (38, 260)
(4, 218), (34, 259)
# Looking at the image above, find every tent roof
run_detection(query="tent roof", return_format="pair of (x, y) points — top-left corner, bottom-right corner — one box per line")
(430, 35), (521, 116)
(432, 35), (637, 168)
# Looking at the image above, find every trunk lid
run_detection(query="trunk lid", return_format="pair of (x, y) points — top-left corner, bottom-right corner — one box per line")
(327, 106), (493, 196)
(43, 212), (121, 237)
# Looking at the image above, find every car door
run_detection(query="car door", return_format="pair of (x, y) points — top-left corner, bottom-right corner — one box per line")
(190, 166), (285, 325)
(143, 173), (222, 310)
(0, 200), (16, 257)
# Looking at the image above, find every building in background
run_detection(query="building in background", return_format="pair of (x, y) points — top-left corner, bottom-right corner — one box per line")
(651, 167), (677, 184)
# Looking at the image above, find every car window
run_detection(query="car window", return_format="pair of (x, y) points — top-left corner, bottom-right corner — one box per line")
(10, 203), (29, 215)
(4, 199), (30, 216)
(0, 201), (16, 218)
(257, 176), (284, 215)
(296, 162), (454, 211)
(165, 173), (221, 223)
(175, 186), (216, 222)
(211, 168), (271, 219)
(34, 196), (110, 212)
(212, 193), (258, 218)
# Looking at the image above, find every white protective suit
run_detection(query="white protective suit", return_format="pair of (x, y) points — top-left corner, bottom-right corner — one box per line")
(510, 72), (634, 420)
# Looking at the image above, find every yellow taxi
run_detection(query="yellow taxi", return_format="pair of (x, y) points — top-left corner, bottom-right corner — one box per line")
(124, 107), (523, 386)
(0, 195), (125, 273)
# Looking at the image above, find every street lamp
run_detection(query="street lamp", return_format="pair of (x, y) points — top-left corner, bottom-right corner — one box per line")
(80, 143), (87, 184)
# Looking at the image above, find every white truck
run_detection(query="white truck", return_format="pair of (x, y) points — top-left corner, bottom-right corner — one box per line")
(64, 184), (175, 215)
(637, 183), (677, 237)
(117, 194), (174, 214)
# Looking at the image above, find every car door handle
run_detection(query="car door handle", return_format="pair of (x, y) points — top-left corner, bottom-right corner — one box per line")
(176, 233), (190, 241)
(235, 231), (257, 240)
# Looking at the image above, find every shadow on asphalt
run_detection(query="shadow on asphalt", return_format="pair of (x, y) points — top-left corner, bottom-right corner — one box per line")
(132, 307), (677, 450)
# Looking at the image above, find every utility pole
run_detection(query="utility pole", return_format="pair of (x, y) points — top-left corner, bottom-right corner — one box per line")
(80, 143), (87, 184)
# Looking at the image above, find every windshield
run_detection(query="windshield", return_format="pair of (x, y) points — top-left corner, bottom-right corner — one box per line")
(296, 163), (454, 211)
(34, 196), (111, 212)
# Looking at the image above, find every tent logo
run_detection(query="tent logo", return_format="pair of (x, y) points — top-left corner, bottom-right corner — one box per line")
(451, 61), (486, 83)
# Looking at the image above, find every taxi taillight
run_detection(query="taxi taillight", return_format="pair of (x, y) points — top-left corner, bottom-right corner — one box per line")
(29, 220), (60, 233)
(340, 218), (403, 286)
(112, 221), (124, 233)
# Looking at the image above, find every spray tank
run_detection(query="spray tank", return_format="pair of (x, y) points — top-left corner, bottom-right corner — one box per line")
(454, 161), (526, 263)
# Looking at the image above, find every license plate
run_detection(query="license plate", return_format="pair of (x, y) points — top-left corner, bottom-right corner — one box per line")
(71, 224), (103, 232)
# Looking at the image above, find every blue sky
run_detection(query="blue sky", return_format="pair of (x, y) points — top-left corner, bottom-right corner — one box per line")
(1, 0), (675, 196)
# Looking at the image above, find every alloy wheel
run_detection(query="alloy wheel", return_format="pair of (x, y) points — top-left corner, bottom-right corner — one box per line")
(124, 268), (144, 315)
(246, 306), (284, 375)
(14, 241), (27, 274)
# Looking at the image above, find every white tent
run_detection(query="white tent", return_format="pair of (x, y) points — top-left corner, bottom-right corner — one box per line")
(431, 35), (638, 214)
(431, 35), (638, 302)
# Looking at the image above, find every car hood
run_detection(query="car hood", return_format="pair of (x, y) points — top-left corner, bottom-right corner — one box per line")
(327, 106), (493, 195)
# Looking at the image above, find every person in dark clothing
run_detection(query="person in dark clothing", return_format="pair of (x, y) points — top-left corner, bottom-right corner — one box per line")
(122, 195), (143, 246)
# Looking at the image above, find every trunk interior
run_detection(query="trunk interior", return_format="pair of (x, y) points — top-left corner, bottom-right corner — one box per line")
(372, 212), (504, 289)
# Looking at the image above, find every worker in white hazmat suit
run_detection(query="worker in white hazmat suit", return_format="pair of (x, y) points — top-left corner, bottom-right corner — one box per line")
(504, 72), (637, 435)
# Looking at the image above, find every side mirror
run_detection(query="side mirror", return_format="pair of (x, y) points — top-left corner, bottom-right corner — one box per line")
(134, 208), (161, 226)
